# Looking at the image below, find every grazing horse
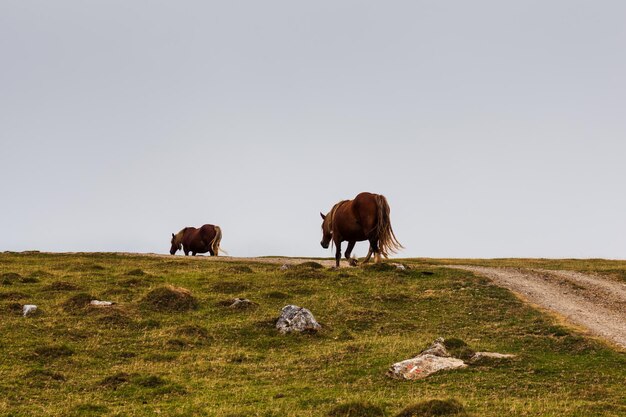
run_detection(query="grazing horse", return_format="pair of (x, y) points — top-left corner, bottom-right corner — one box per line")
(170, 224), (223, 256)
(320, 192), (402, 267)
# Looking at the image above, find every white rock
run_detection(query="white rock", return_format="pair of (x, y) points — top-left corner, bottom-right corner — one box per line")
(387, 354), (467, 380)
(229, 298), (256, 309)
(280, 264), (290, 270)
(391, 263), (407, 270)
(90, 300), (115, 307)
(421, 337), (450, 357)
(22, 305), (38, 317)
(468, 352), (516, 364)
(276, 305), (321, 334)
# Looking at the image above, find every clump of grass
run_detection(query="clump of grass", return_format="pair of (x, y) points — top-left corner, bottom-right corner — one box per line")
(296, 261), (325, 270)
(125, 268), (147, 276)
(33, 344), (75, 359)
(96, 310), (134, 327)
(29, 270), (53, 278)
(100, 372), (130, 389)
(222, 265), (253, 274)
(363, 263), (403, 273)
(44, 281), (80, 291)
(70, 404), (108, 415)
(21, 276), (40, 283)
(395, 399), (467, 417)
(141, 285), (198, 312)
(442, 338), (475, 361)
(24, 369), (66, 386)
(211, 281), (250, 293)
(134, 374), (166, 388)
(62, 293), (95, 312)
(119, 277), (148, 288)
(4, 301), (23, 315)
(327, 401), (386, 417)
(0, 291), (27, 300)
(176, 324), (210, 339)
(1, 272), (22, 285)
(265, 291), (289, 299)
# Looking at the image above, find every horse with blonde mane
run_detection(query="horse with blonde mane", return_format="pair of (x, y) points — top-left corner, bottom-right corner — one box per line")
(170, 224), (223, 256)
(320, 192), (402, 267)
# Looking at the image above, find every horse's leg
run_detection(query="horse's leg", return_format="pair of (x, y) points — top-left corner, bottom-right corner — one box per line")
(209, 249), (215, 256)
(192, 252), (196, 256)
(344, 241), (356, 260)
(369, 238), (381, 263)
(334, 241), (342, 268)
(363, 245), (373, 263)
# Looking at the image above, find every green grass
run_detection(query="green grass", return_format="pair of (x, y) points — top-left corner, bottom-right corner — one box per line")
(0, 253), (625, 416)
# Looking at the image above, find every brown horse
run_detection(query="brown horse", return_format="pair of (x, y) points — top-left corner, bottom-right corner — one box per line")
(320, 192), (402, 267)
(170, 224), (223, 256)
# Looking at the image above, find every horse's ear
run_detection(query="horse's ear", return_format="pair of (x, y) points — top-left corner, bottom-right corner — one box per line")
(171, 233), (175, 238)
(320, 212), (326, 220)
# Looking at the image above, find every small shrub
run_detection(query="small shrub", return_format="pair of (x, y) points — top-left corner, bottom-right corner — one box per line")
(395, 399), (467, 417)
(327, 401), (386, 417)
(141, 285), (198, 312)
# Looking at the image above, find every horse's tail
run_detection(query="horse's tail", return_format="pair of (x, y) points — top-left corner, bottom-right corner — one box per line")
(210, 226), (228, 256)
(375, 194), (403, 258)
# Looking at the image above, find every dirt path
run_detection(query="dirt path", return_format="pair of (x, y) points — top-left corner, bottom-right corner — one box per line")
(447, 266), (626, 349)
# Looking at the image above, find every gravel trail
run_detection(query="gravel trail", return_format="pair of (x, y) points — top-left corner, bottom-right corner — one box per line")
(447, 266), (626, 349)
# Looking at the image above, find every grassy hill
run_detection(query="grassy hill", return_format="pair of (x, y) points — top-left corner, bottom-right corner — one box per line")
(0, 253), (624, 416)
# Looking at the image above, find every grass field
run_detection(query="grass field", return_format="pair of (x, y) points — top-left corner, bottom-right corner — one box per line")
(0, 253), (625, 416)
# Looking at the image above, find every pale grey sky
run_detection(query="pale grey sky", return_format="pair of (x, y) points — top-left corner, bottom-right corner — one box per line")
(1, 1), (625, 258)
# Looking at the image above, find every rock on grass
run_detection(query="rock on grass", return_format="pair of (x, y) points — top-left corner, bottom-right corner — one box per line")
(141, 285), (198, 312)
(276, 305), (321, 334)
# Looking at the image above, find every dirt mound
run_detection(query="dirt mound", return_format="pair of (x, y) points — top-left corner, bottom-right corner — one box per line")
(141, 285), (198, 312)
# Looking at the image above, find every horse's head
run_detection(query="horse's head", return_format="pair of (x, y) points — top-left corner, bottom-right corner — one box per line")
(320, 212), (332, 249)
(170, 232), (182, 255)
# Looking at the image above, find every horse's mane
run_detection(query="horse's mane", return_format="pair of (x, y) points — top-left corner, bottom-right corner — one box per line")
(173, 228), (187, 245)
(325, 200), (350, 231)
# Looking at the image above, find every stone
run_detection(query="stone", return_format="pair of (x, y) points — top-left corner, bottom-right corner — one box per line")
(229, 298), (256, 309)
(387, 354), (467, 380)
(280, 264), (290, 271)
(468, 352), (516, 364)
(90, 300), (115, 307)
(22, 304), (38, 317)
(420, 337), (450, 357)
(391, 263), (407, 270)
(276, 305), (321, 334)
